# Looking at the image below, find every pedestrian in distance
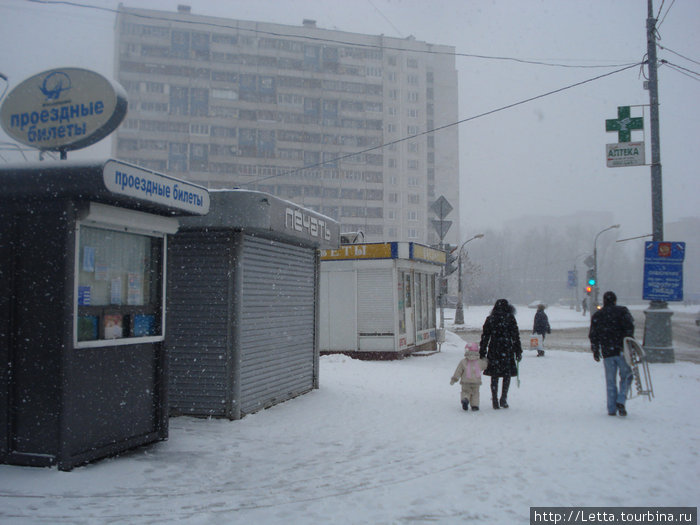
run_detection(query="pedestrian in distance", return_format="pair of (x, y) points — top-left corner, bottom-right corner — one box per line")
(479, 299), (523, 410)
(532, 304), (551, 357)
(589, 291), (635, 417)
(450, 342), (487, 411)
(582, 297), (588, 316)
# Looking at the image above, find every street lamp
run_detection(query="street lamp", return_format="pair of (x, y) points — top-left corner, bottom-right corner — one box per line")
(592, 224), (620, 310)
(454, 233), (484, 325)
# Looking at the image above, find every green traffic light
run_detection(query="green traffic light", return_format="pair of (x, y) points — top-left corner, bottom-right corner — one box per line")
(588, 279), (596, 286)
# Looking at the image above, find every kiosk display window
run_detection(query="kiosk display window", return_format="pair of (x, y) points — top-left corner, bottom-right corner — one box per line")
(76, 225), (163, 344)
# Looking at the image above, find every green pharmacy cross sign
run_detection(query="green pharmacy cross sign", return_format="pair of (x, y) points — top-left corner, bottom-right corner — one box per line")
(606, 106), (643, 142)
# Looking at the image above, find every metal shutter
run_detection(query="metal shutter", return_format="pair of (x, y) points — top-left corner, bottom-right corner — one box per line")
(239, 236), (316, 415)
(167, 232), (233, 417)
(357, 268), (394, 334)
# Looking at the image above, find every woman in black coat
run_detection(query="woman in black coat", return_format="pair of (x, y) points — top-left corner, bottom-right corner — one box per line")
(532, 304), (551, 357)
(479, 299), (522, 409)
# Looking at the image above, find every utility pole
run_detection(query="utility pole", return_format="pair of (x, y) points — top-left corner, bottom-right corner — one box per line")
(642, 0), (674, 363)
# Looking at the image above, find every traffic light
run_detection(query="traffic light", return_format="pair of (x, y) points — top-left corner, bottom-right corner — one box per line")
(585, 285), (592, 294)
(444, 244), (459, 275)
(586, 268), (596, 287)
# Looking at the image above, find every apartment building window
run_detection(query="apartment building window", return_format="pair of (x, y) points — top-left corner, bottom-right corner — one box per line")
(407, 125), (419, 135)
(388, 106), (397, 116)
(239, 129), (257, 157)
(408, 211), (419, 221)
(407, 228), (419, 239)
(408, 176), (420, 186)
(408, 194), (420, 204)
(387, 209), (396, 220)
(171, 30), (190, 58)
(168, 142), (188, 172)
(388, 89), (398, 100)
(408, 91), (419, 103)
(407, 108), (418, 118)
(407, 74), (419, 85)
(169, 86), (189, 115)
(258, 130), (276, 158)
(212, 33), (238, 45)
(407, 142), (419, 153)
(189, 143), (209, 171)
(387, 158), (397, 168)
(304, 45), (321, 70)
(190, 88), (209, 117)
(387, 55), (397, 66)
(304, 97), (320, 117)
(210, 126), (236, 138)
(388, 193), (398, 203)
(118, 138), (138, 151)
(145, 82), (165, 93)
(278, 93), (302, 106)
(191, 32), (210, 60)
(304, 151), (321, 165)
(407, 58), (419, 68)
(387, 124), (397, 134)
(366, 66), (382, 77)
(212, 88), (238, 100)
(140, 102), (168, 113)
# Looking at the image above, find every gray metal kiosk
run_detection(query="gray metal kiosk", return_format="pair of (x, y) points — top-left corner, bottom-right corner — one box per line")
(166, 190), (339, 420)
(0, 159), (209, 470)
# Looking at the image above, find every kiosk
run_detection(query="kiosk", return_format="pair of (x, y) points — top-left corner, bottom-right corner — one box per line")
(0, 159), (209, 470)
(319, 242), (445, 359)
(166, 190), (339, 420)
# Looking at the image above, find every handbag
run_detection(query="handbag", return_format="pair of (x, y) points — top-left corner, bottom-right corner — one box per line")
(529, 334), (542, 351)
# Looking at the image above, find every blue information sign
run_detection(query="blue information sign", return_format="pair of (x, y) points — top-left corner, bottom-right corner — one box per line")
(643, 241), (685, 301)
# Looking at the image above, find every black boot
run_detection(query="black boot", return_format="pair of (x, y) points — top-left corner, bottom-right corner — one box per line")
(491, 378), (500, 409)
(461, 399), (469, 411)
(616, 403), (627, 416)
(500, 377), (511, 408)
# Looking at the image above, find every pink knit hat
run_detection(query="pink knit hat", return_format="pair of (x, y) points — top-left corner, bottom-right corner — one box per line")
(464, 342), (479, 352)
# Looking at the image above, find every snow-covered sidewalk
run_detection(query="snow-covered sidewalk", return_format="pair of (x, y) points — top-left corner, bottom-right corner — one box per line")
(1, 309), (698, 524)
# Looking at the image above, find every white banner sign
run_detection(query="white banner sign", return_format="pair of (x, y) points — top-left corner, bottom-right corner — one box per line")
(606, 141), (645, 168)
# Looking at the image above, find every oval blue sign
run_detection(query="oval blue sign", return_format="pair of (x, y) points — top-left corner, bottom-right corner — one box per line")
(0, 67), (128, 152)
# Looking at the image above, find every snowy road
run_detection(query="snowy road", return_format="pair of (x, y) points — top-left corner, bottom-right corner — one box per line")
(1, 306), (698, 524)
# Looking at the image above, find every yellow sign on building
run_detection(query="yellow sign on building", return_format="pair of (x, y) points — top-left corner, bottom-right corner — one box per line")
(321, 243), (394, 260)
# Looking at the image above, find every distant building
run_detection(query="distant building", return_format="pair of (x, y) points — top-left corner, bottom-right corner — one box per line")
(113, 5), (460, 245)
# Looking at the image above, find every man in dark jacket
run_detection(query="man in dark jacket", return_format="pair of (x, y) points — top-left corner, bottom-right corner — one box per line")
(589, 291), (635, 416)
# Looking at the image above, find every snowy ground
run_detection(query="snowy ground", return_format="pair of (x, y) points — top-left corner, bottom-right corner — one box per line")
(1, 306), (699, 524)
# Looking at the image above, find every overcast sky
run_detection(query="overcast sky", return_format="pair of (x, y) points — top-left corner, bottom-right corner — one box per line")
(0, 0), (698, 239)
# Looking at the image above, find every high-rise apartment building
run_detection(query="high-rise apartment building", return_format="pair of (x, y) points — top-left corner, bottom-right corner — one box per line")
(113, 5), (460, 244)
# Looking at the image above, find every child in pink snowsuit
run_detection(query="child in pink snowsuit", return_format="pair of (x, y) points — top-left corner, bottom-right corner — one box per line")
(450, 342), (486, 411)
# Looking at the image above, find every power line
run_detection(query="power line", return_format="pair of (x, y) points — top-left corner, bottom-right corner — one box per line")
(661, 61), (700, 82)
(658, 44), (700, 66)
(26, 0), (639, 70)
(657, 0), (676, 28)
(240, 62), (643, 187)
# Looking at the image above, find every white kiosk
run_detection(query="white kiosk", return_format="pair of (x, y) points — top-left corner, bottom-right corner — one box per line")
(319, 242), (445, 359)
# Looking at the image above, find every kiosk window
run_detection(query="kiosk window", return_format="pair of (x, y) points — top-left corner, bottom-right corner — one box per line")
(77, 226), (163, 342)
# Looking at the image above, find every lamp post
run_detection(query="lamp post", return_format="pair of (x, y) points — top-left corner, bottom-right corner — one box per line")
(592, 224), (620, 310)
(454, 233), (484, 325)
